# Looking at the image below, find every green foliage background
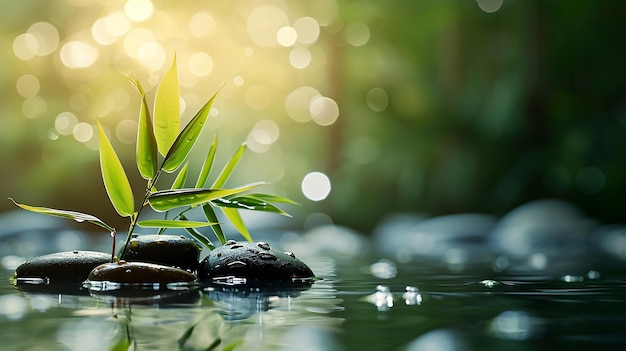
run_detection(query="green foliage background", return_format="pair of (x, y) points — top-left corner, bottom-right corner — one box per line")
(1, 0), (626, 232)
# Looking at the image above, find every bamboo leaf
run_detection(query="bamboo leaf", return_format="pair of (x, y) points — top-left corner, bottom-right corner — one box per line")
(125, 74), (158, 180)
(180, 214), (216, 250)
(153, 55), (180, 156)
(202, 203), (226, 244)
(220, 207), (253, 242)
(172, 161), (189, 189)
(9, 198), (115, 232)
(147, 182), (267, 212)
(245, 193), (300, 205)
(212, 143), (246, 188)
(212, 196), (291, 217)
(195, 134), (217, 188)
(97, 119), (135, 217)
(161, 88), (221, 173)
(137, 219), (217, 228)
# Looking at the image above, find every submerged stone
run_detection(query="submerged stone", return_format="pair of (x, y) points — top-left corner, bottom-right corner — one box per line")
(121, 234), (200, 272)
(198, 241), (314, 283)
(14, 250), (110, 286)
(88, 261), (197, 284)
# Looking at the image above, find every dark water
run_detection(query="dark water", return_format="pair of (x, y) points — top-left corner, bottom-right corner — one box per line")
(2, 257), (625, 350)
(2, 200), (626, 350)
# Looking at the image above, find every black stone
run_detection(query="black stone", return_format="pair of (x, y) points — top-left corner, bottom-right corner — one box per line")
(88, 261), (197, 284)
(14, 250), (111, 286)
(198, 241), (314, 283)
(121, 234), (200, 272)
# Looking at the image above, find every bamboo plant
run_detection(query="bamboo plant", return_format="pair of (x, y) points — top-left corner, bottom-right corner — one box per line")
(10, 56), (296, 260)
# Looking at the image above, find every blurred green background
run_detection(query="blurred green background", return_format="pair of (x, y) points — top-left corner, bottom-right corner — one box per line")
(1, 0), (625, 233)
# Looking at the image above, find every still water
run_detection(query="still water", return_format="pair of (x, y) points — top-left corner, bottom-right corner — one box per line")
(1, 199), (626, 350)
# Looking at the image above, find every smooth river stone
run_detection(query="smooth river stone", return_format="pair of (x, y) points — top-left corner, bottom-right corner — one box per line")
(14, 250), (110, 285)
(198, 240), (314, 283)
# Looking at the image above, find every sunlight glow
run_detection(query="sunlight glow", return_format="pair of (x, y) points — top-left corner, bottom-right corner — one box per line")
(190, 12), (216, 38)
(60, 41), (99, 68)
(302, 172), (331, 201)
(123, 28), (155, 59)
(277, 26), (297, 47)
(92, 12), (131, 45)
(137, 41), (166, 71)
(247, 5), (289, 47)
(124, 0), (154, 22)
(188, 52), (214, 77)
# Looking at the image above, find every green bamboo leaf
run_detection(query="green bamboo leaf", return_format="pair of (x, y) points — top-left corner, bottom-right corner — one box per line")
(9, 198), (115, 232)
(195, 134), (217, 188)
(147, 182), (267, 212)
(212, 196), (291, 217)
(202, 203), (226, 244)
(161, 88), (221, 173)
(212, 143), (246, 188)
(180, 214), (215, 250)
(172, 161), (189, 189)
(137, 219), (217, 228)
(153, 55), (180, 157)
(245, 193), (300, 205)
(97, 119), (135, 217)
(126, 74), (158, 180)
(221, 207), (253, 242)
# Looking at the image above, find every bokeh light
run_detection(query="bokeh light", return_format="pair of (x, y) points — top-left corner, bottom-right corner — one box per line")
(310, 96), (339, 126)
(477, 0), (504, 13)
(247, 5), (289, 47)
(302, 172), (331, 201)
(124, 0), (154, 22)
(16, 75), (40, 98)
(285, 86), (321, 123)
(60, 41), (99, 69)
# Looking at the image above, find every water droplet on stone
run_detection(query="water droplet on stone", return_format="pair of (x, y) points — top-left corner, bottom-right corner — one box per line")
(125, 269), (131, 273)
(285, 251), (296, 258)
(131, 234), (139, 238)
(224, 240), (237, 246)
(227, 261), (247, 268)
(259, 253), (277, 261)
(72, 250), (79, 254)
(256, 241), (271, 250)
(230, 244), (243, 249)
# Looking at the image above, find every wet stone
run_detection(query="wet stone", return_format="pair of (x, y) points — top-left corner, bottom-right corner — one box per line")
(88, 261), (197, 284)
(14, 251), (111, 286)
(199, 241), (314, 283)
(121, 234), (200, 272)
